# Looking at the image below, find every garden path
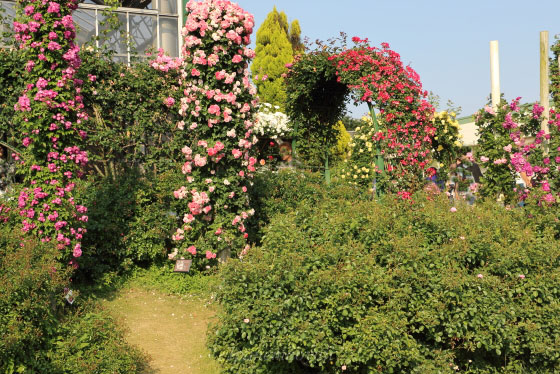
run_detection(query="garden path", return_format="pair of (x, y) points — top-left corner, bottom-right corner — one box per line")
(104, 287), (221, 374)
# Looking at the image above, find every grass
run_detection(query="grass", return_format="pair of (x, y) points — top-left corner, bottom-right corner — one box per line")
(102, 265), (222, 374)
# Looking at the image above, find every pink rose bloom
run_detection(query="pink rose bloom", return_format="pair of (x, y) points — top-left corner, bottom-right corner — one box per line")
(480, 156), (489, 163)
(493, 158), (507, 165)
(518, 274), (525, 279)
(187, 245), (197, 255)
(543, 193), (555, 203)
(503, 144), (513, 153)
(214, 141), (224, 151)
(208, 104), (221, 115)
(182, 162), (192, 174)
(215, 70), (226, 80)
(194, 154), (207, 167)
(183, 214), (194, 223)
(164, 96), (175, 107)
(215, 228), (222, 235)
(73, 243), (82, 258)
(450, 207), (457, 212)
(477, 274), (484, 279)
(232, 149), (242, 159)
(205, 251), (216, 259)
(47, 2), (60, 13)
(232, 54), (243, 63)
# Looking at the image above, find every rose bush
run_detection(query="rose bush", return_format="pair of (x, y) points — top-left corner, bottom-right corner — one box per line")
(475, 98), (560, 205)
(286, 36), (435, 195)
(12, 0), (88, 266)
(330, 38), (435, 195)
(169, 0), (259, 268)
(210, 189), (560, 373)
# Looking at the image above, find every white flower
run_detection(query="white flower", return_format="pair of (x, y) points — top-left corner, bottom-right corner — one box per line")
(254, 103), (292, 139)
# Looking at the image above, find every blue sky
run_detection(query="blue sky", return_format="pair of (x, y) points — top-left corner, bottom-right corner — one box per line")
(238, 0), (560, 118)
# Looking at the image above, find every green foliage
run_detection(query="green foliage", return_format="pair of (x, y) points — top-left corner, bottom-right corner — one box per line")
(431, 110), (463, 178)
(0, 222), (70, 372)
(246, 169), (328, 245)
(209, 192), (560, 373)
(289, 20), (304, 53)
(341, 115), (362, 131)
(251, 7), (298, 110)
(47, 305), (148, 374)
(285, 44), (349, 166)
(75, 168), (182, 280)
(0, 48), (24, 151)
(0, 212), (144, 374)
(76, 48), (183, 176)
(331, 120), (351, 160)
(340, 116), (376, 190)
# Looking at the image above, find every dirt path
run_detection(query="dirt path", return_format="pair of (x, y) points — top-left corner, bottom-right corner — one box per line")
(104, 287), (221, 374)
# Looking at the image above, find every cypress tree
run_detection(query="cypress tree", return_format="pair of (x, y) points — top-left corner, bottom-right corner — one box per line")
(251, 7), (302, 110)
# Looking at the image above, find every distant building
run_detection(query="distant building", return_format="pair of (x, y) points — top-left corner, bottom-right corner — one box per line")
(0, 0), (182, 62)
(457, 115), (478, 147)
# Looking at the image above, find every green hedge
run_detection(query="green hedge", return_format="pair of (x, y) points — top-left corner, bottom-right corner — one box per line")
(209, 192), (560, 373)
(0, 208), (147, 373)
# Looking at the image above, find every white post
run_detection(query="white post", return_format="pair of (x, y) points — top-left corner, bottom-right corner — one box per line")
(540, 31), (550, 133)
(490, 40), (500, 111)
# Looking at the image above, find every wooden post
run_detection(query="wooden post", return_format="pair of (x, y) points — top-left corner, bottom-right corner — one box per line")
(540, 31), (550, 133)
(490, 40), (500, 111)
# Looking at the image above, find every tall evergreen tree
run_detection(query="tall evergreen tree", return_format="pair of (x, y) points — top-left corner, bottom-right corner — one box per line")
(251, 7), (302, 110)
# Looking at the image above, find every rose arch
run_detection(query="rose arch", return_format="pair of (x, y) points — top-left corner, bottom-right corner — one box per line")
(285, 37), (435, 196)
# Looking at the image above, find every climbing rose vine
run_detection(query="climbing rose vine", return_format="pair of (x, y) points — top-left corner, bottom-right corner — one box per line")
(170, 0), (258, 267)
(331, 39), (435, 195)
(476, 98), (560, 205)
(12, 0), (88, 266)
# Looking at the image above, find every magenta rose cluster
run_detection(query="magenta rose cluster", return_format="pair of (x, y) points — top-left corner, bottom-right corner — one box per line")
(12, 0), (88, 267)
(476, 97), (560, 205)
(169, 0), (258, 266)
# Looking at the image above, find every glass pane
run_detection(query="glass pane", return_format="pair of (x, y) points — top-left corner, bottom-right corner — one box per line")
(0, 0), (15, 44)
(159, 16), (178, 57)
(98, 11), (127, 54)
(129, 14), (156, 55)
(158, 0), (177, 15)
(111, 54), (128, 64)
(121, 0), (152, 9)
(74, 8), (96, 46)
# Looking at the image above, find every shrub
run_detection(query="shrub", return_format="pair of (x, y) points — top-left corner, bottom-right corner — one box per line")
(47, 305), (148, 374)
(76, 168), (182, 279)
(0, 206), (146, 373)
(246, 169), (328, 245)
(0, 224), (70, 372)
(209, 192), (560, 373)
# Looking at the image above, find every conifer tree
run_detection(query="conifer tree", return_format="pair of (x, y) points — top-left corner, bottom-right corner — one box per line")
(251, 7), (302, 110)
